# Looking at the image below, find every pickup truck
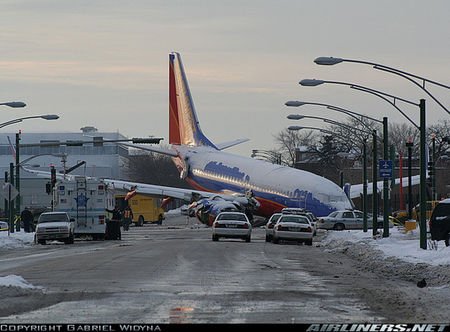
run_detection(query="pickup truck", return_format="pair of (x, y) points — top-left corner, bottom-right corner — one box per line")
(35, 212), (75, 245)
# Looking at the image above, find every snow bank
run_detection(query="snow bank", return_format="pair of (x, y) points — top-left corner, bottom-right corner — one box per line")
(321, 227), (450, 286)
(322, 227), (450, 266)
(0, 231), (35, 249)
(0, 275), (43, 289)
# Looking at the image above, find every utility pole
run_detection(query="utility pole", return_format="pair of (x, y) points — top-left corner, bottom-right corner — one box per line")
(9, 163), (14, 233)
(15, 132), (21, 231)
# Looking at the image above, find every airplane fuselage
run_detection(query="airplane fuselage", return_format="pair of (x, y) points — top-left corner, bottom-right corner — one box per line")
(173, 145), (353, 218)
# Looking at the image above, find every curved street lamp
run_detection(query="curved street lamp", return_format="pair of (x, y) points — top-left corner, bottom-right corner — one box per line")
(313, 57), (449, 115)
(251, 149), (282, 165)
(0, 101), (26, 108)
(288, 125), (335, 135)
(0, 114), (59, 129)
(288, 116), (375, 232)
(302, 72), (433, 248)
(285, 100), (382, 130)
(2, 114), (60, 232)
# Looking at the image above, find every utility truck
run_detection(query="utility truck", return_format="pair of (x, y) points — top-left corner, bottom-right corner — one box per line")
(52, 176), (115, 240)
(115, 193), (165, 226)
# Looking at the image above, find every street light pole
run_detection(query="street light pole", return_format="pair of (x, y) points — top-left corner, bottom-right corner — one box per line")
(363, 138), (368, 232)
(15, 132), (20, 231)
(372, 130), (378, 236)
(313, 57), (449, 248)
(382, 117), (390, 237)
(406, 139), (414, 219)
(0, 115), (60, 229)
(285, 103), (379, 233)
(419, 99), (427, 249)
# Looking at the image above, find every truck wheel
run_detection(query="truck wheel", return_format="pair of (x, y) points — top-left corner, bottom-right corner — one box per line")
(138, 216), (144, 227)
(38, 239), (46, 245)
(157, 214), (163, 225)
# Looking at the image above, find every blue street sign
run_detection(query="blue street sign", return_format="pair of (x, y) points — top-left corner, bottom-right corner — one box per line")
(379, 160), (393, 178)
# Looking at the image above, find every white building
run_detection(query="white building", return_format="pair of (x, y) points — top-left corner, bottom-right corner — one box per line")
(0, 127), (130, 212)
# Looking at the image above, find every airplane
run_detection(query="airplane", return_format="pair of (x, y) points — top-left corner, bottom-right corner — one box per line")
(101, 52), (356, 224)
(23, 52), (419, 226)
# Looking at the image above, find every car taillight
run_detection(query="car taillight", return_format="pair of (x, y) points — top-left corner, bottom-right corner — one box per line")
(306, 227), (312, 232)
(213, 222), (225, 228)
(243, 223), (249, 229)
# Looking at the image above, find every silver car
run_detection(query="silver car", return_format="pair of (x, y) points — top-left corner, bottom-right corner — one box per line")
(212, 212), (252, 242)
(317, 210), (384, 231)
(265, 213), (282, 242)
(272, 214), (314, 245)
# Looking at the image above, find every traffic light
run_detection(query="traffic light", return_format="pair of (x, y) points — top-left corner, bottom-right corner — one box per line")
(427, 161), (434, 178)
(50, 166), (57, 189)
(46, 182), (52, 195)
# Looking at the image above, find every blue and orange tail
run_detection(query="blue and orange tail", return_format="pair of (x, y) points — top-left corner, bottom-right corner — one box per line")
(169, 52), (217, 148)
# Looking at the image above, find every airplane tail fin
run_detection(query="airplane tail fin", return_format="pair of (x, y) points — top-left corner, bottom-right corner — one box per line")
(169, 52), (217, 148)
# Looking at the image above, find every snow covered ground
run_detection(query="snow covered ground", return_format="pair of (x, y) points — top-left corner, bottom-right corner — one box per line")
(1, 221), (449, 290)
(322, 227), (450, 266)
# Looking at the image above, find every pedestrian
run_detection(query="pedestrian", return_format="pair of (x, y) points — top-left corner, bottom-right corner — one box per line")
(106, 205), (122, 240)
(21, 207), (34, 233)
(122, 204), (133, 231)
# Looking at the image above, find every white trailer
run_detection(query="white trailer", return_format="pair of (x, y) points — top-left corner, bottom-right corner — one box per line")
(52, 176), (115, 240)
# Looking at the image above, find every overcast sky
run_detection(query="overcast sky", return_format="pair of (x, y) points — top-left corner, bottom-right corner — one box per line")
(1, 0), (449, 157)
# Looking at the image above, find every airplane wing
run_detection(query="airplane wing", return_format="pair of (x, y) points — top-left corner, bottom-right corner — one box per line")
(102, 178), (213, 201)
(118, 143), (178, 157)
(215, 138), (250, 150)
(349, 175), (421, 199)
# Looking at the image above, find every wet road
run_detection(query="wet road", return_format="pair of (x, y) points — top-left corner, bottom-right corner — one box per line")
(1, 215), (390, 323)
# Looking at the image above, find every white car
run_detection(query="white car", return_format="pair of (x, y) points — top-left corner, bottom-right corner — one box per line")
(212, 212), (252, 242)
(281, 208), (317, 235)
(265, 213), (282, 242)
(272, 214), (314, 245)
(35, 212), (75, 245)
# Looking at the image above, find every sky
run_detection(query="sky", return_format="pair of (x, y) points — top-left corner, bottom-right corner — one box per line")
(0, 0), (449, 157)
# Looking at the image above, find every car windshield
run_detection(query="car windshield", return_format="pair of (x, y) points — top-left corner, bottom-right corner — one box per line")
(279, 216), (309, 224)
(38, 214), (69, 223)
(269, 214), (282, 223)
(217, 214), (247, 221)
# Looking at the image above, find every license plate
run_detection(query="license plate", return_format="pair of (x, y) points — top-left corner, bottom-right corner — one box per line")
(227, 224), (237, 228)
(289, 227), (300, 231)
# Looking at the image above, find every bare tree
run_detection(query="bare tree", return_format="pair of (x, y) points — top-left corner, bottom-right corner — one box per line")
(272, 128), (317, 166)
